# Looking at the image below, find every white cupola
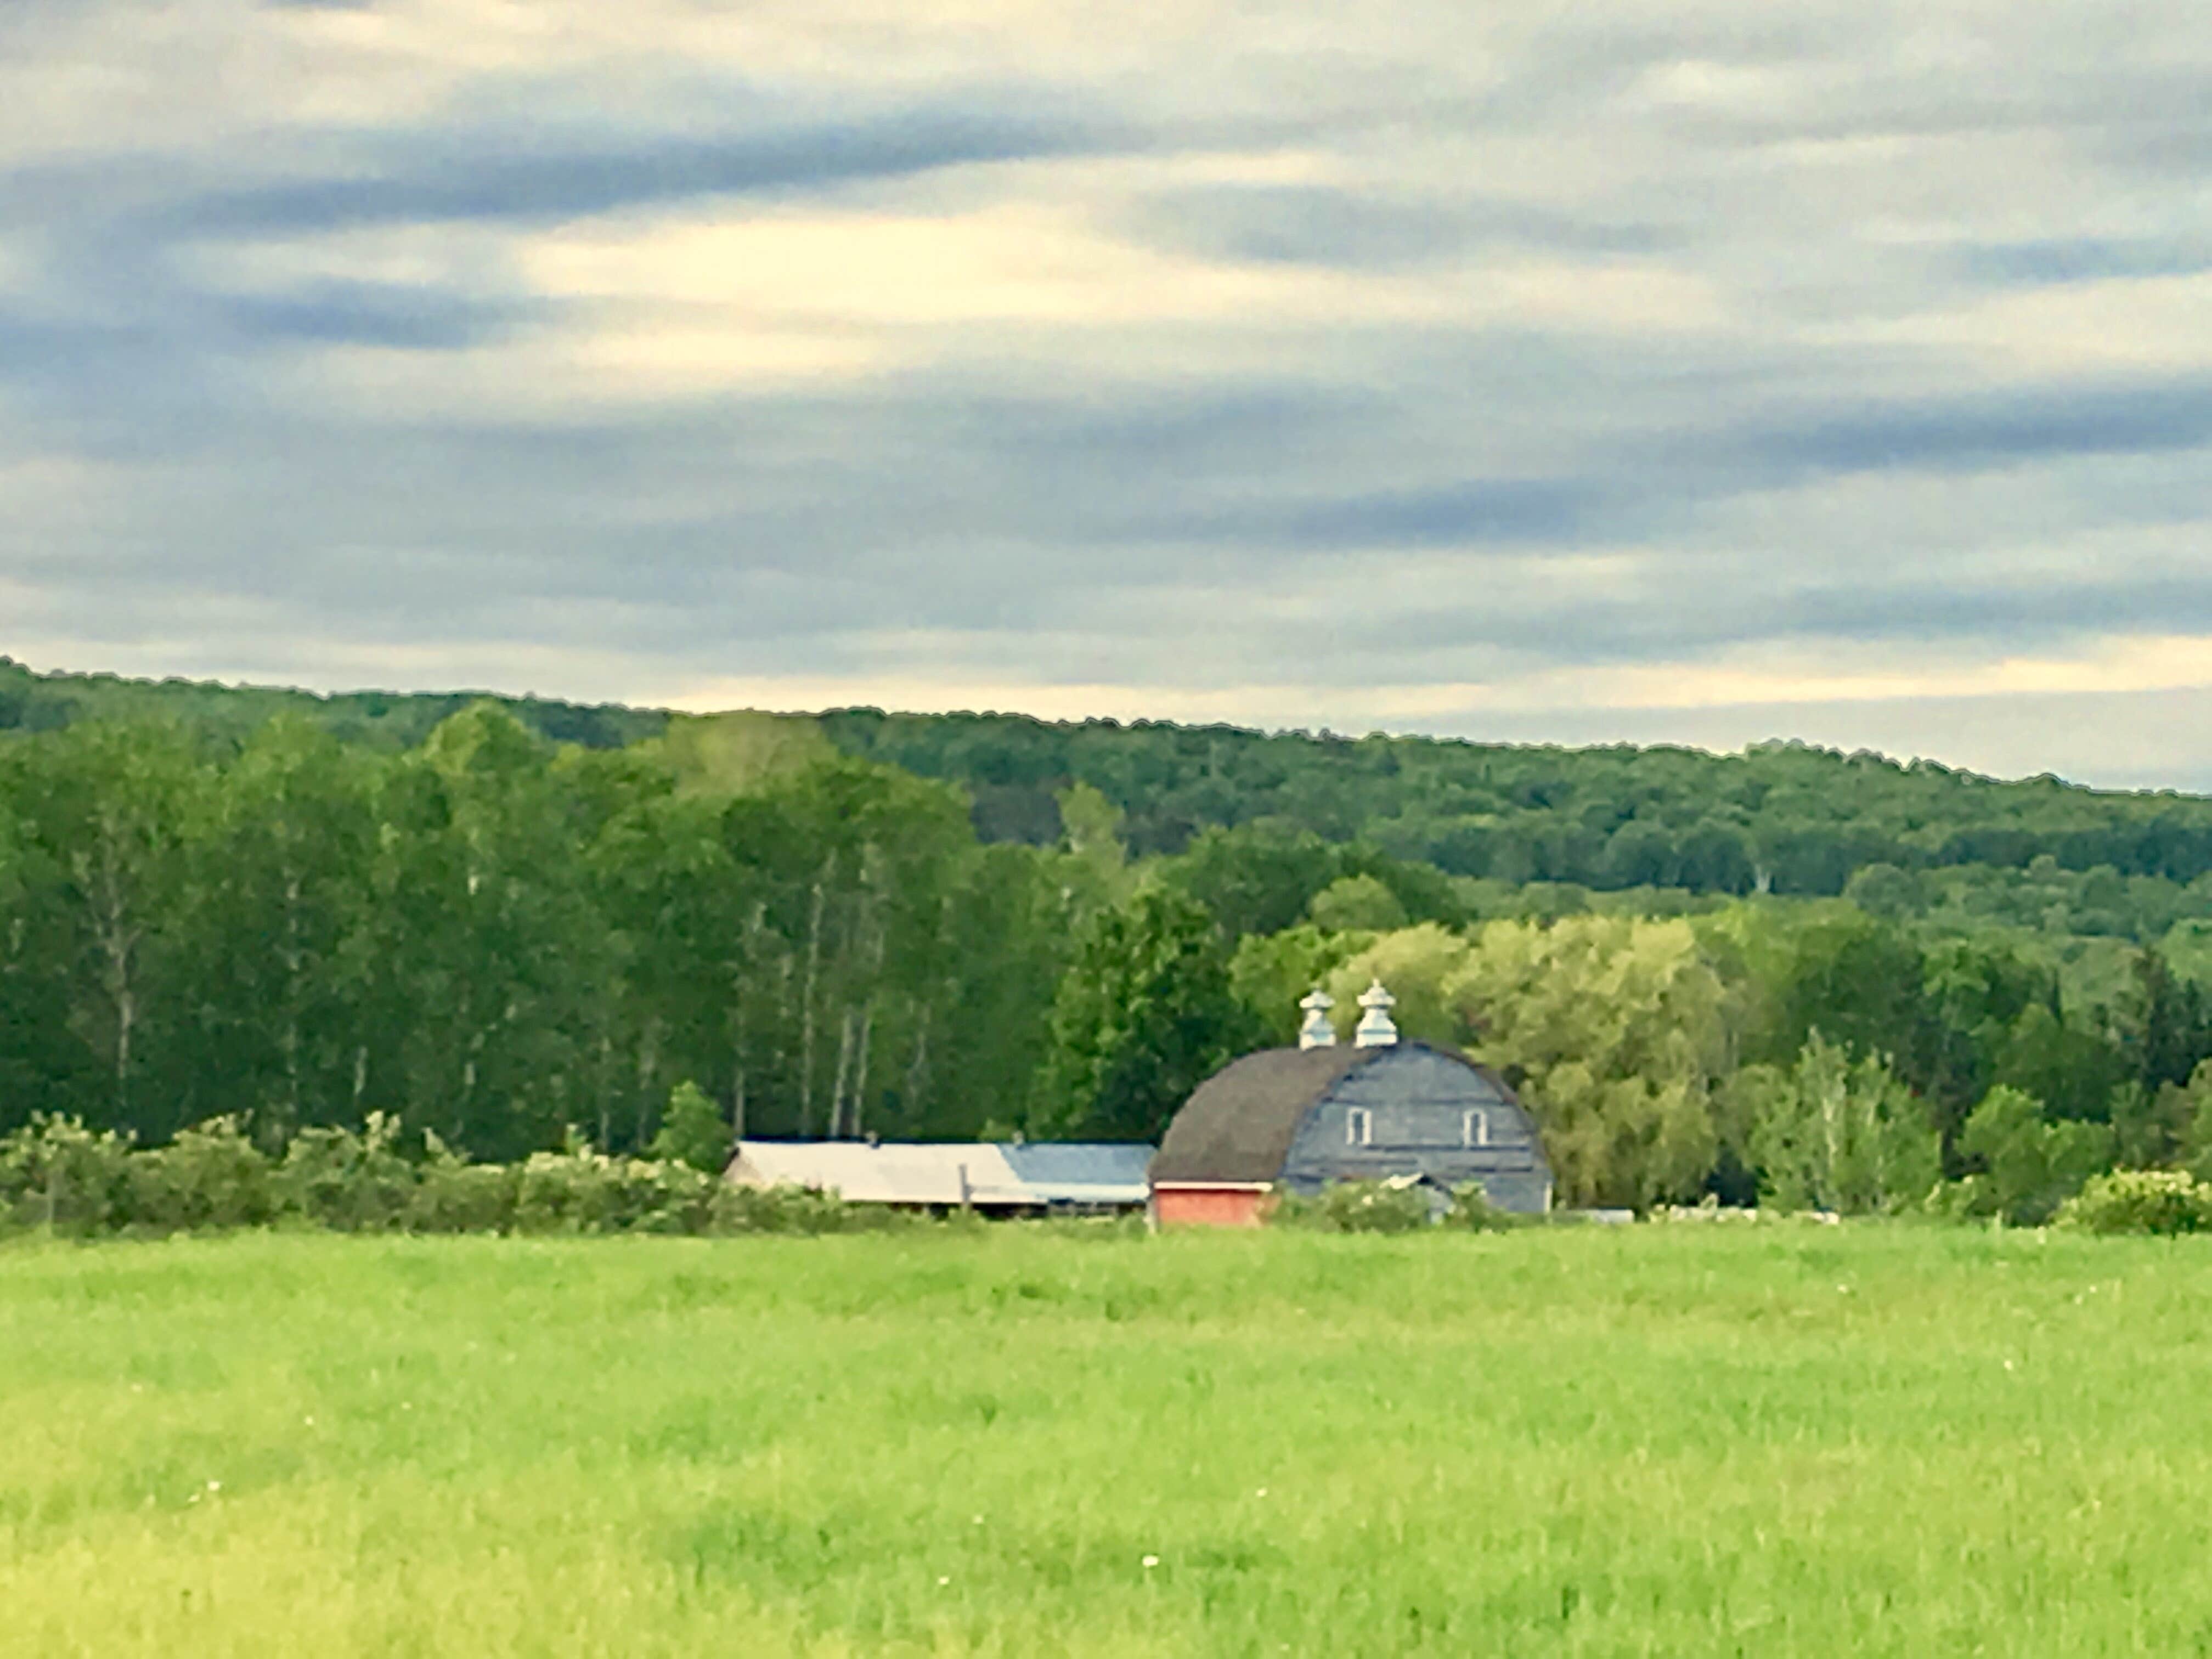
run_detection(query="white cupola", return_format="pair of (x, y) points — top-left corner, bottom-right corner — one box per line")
(1297, 987), (1337, 1049)
(1353, 979), (1399, 1048)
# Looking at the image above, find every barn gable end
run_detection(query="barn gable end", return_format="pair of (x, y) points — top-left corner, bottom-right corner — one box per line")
(1278, 1043), (1551, 1213)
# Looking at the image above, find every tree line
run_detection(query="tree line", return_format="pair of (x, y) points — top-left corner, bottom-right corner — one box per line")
(0, 708), (1091, 1159)
(15, 657), (2212, 924)
(823, 709), (2212, 902)
(5, 681), (2212, 1224)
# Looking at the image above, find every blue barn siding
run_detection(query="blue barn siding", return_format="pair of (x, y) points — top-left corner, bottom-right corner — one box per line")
(1277, 1045), (1551, 1213)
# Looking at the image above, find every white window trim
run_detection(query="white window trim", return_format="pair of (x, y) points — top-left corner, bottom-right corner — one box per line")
(1463, 1109), (1489, 1148)
(1346, 1108), (1373, 1147)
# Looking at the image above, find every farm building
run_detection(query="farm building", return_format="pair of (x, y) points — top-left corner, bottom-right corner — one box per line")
(1151, 983), (1552, 1227)
(726, 1139), (1153, 1214)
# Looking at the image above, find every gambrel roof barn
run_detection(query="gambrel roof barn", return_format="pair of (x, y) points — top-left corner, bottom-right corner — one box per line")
(1151, 983), (1551, 1226)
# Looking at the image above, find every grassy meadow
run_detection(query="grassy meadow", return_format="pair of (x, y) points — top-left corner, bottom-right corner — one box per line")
(5, 1224), (2212, 1656)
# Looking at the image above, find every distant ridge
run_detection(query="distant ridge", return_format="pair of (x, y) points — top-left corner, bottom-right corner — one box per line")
(6, 656), (2212, 895)
(0, 655), (665, 752)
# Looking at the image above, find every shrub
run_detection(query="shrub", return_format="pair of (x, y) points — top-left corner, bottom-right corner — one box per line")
(1650, 1200), (1753, 1223)
(1271, 1180), (1435, 1234)
(708, 1181), (902, 1235)
(2057, 1169), (2212, 1237)
(0, 1113), (929, 1240)
(407, 1149), (520, 1235)
(120, 1116), (276, 1234)
(1960, 1087), (2113, 1226)
(1923, 1175), (1997, 1222)
(511, 1136), (719, 1235)
(0, 1114), (136, 1234)
(630, 1162), (720, 1234)
(1441, 1182), (1523, 1232)
(1649, 1200), (1836, 1225)
(274, 1114), (417, 1231)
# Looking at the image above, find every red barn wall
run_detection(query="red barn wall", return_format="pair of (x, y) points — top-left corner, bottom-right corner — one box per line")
(1154, 1184), (1271, 1228)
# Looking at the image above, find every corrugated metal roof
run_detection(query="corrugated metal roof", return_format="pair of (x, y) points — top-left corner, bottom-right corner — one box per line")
(727, 1141), (1153, 1206)
(1000, 1142), (1155, 1200)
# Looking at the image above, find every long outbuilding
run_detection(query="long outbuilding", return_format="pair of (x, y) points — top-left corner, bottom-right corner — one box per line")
(726, 1139), (1153, 1212)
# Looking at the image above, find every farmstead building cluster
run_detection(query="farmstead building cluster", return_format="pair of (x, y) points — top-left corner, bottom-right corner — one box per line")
(725, 984), (1554, 1224)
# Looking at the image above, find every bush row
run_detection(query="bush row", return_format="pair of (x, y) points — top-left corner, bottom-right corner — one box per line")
(1268, 1179), (1525, 1234)
(0, 1114), (906, 1238)
(2056, 1169), (2212, 1236)
(1271, 1171), (2212, 1238)
(14, 1110), (2211, 1242)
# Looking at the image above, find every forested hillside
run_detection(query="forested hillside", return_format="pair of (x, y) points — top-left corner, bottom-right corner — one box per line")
(823, 708), (2212, 892)
(5, 656), (2212, 1216)
(0, 656), (663, 752)
(14, 657), (2212, 915)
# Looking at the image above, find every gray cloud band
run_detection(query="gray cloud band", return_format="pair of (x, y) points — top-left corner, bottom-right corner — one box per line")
(1, 0), (2210, 785)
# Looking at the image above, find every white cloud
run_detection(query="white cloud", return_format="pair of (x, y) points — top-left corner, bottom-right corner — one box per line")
(1854, 273), (2212, 375)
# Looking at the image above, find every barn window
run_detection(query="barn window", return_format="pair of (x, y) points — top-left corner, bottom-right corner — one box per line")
(1346, 1108), (1372, 1147)
(1463, 1110), (1489, 1148)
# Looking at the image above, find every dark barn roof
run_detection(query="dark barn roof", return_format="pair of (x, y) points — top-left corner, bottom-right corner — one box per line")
(1150, 1041), (1520, 1186)
(1152, 1046), (1368, 1184)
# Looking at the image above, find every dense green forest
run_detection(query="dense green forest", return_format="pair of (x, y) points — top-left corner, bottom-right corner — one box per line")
(0, 656), (665, 752)
(12, 657), (2212, 956)
(4, 656), (2212, 1216)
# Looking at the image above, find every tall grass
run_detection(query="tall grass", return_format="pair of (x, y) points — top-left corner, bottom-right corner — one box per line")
(6, 1225), (2212, 1655)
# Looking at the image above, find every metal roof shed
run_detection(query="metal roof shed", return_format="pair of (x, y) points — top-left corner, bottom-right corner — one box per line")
(726, 1141), (1152, 1210)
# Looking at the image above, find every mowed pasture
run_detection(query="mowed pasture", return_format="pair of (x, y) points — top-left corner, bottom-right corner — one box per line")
(5, 1227), (2211, 1656)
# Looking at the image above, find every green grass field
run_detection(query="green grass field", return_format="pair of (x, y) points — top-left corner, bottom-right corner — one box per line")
(5, 1224), (2212, 1656)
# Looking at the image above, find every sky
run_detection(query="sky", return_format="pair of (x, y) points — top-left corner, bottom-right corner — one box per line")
(4, 1), (2211, 789)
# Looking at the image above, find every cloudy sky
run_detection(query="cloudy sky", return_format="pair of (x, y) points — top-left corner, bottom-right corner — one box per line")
(5, 1), (2211, 787)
